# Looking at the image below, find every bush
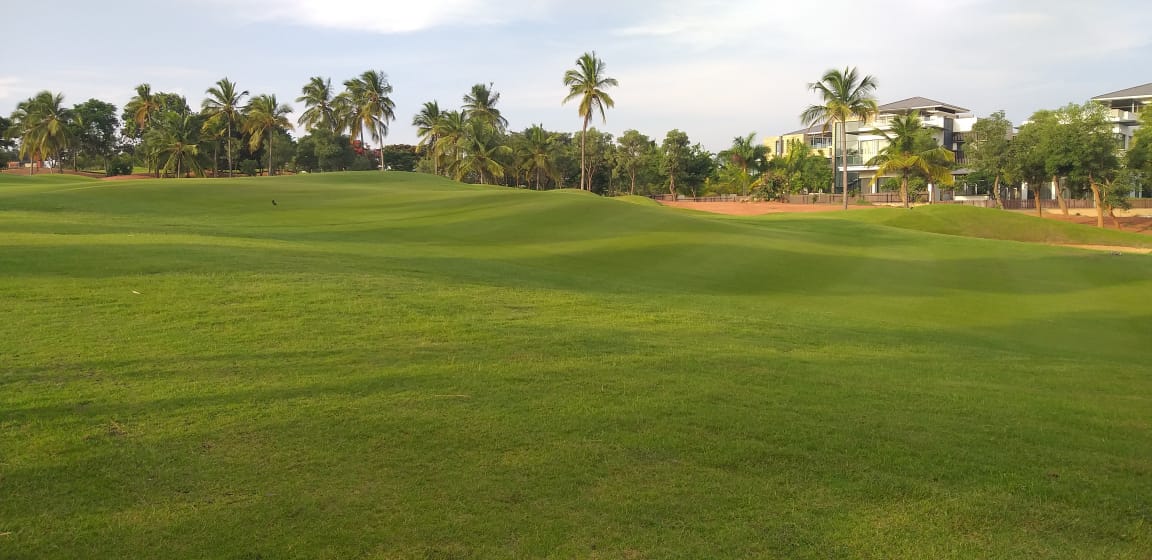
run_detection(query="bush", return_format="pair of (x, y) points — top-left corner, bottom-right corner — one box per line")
(239, 159), (260, 177)
(106, 156), (134, 177)
(349, 155), (378, 172)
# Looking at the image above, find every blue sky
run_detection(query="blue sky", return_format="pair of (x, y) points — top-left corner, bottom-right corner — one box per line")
(2, 0), (1149, 151)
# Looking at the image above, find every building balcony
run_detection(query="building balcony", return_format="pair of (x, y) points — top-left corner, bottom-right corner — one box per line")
(1109, 109), (1141, 124)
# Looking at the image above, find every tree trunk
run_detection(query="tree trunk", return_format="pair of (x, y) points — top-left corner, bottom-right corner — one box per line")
(1089, 175), (1104, 228)
(379, 131), (385, 172)
(227, 121), (233, 178)
(268, 136), (274, 177)
(1053, 175), (1069, 216)
(1034, 183), (1043, 217)
(901, 175), (909, 209)
(630, 170), (636, 195)
(579, 117), (589, 190)
(992, 174), (1003, 209)
(840, 121), (849, 211)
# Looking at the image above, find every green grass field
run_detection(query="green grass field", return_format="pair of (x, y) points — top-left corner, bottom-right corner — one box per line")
(2, 172), (1150, 559)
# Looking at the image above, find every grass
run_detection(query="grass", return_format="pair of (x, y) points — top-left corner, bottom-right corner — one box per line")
(1, 172), (1151, 559)
(841, 203), (1152, 247)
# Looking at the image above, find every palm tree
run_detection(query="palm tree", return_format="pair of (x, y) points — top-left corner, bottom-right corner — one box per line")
(462, 83), (508, 132)
(153, 111), (203, 178)
(720, 132), (767, 196)
(11, 91), (73, 175)
(800, 67), (879, 210)
(243, 94), (293, 176)
(519, 124), (556, 190)
(868, 112), (955, 208)
(563, 51), (618, 191)
(125, 84), (162, 134)
(201, 78), (248, 178)
(453, 121), (512, 185)
(434, 110), (467, 174)
(342, 70), (395, 171)
(297, 76), (341, 134)
(412, 101), (443, 174)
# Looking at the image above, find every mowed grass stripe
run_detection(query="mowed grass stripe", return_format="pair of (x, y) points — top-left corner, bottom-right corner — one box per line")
(1, 172), (1150, 558)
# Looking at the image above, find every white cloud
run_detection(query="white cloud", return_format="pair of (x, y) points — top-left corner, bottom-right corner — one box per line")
(0, 76), (26, 104)
(210, 0), (558, 33)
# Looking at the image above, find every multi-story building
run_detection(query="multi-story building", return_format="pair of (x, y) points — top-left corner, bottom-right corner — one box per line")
(1091, 82), (1148, 151)
(768, 97), (980, 198)
(764, 124), (833, 159)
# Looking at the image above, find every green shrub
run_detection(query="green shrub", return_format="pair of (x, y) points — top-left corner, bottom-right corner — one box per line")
(239, 159), (260, 177)
(106, 156), (134, 177)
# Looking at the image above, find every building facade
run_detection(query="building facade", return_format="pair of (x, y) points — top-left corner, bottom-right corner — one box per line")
(1091, 82), (1149, 152)
(768, 97), (980, 198)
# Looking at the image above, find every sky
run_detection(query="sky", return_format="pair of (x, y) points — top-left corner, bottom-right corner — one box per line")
(1, 0), (1150, 152)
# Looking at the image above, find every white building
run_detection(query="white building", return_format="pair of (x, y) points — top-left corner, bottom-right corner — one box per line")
(1091, 82), (1149, 152)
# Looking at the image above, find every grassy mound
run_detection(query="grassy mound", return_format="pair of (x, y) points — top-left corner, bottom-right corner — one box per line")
(841, 204), (1152, 247)
(2, 172), (1150, 558)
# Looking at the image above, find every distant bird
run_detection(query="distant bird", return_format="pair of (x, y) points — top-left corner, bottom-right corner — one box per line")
(272, 199), (278, 206)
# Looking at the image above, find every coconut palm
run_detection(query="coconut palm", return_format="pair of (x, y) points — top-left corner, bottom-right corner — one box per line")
(719, 132), (768, 196)
(341, 70), (395, 171)
(201, 78), (248, 178)
(563, 51), (618, 190)
(433, 110), (467, 174)
(868, 112), (955, 208)
(151, 111), (203, 178)
(125, 84), (162, 134)
(462, 83), (508, 132)
(243, 94), (293, 176)
(412, 101), (443, 174)
(11, 91), (73, 175)
(297, 76), (341, 134)
(453, 121), (512, 185)
(800, 67), (879, 210)
(519, 124), (556, 190)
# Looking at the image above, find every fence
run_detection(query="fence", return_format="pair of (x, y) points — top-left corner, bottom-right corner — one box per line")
(647, 192), (1152, 210)
(939, 198), (1152, 210)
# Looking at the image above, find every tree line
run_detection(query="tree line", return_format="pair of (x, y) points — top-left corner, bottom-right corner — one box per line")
(2, 70), (402, 178)
(4, 60), (1149, 225)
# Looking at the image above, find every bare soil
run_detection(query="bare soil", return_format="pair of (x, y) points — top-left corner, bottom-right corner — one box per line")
(657, 201), (877, 215)
(657, 200), (1152, 236)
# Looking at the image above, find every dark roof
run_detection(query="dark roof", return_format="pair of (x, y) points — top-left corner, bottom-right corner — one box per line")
(1092, 83), (1152, 100)
(878, 96), (969, 114)
(781, 123), (830, 136)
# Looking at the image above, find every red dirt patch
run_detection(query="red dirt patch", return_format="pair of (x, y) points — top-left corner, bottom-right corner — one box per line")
(657, 201), (877, 215)
(1017, 210), (1152, 235)
(102, 174), (155, 181)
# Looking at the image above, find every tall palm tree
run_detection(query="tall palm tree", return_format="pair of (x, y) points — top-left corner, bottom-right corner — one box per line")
(462, 83), (508, 132)
(563, 51), (618, 190)
(201, 78), (248, 178)
(243, 94), (293, 176)
(868, 112), (955, 208)
(125, 84), (162, 134)
(341, 70), (395, 172)
(412, 101), (443, 175)
(297, 76), (341, 134)
(800, 67), (879, 210)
